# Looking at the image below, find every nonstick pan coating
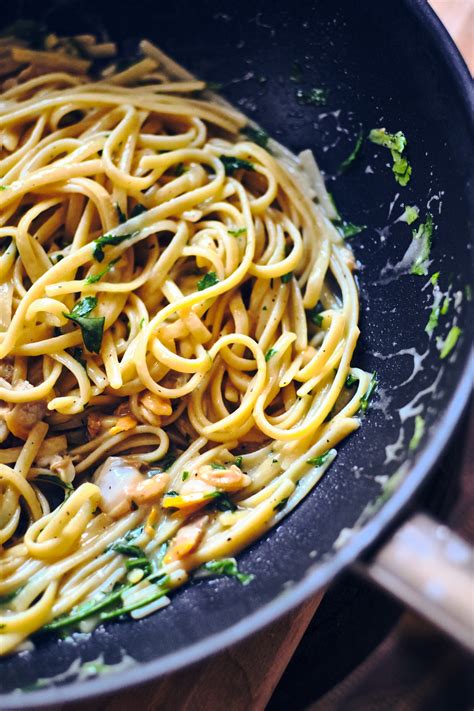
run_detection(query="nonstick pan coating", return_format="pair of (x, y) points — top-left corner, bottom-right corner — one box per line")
(1, 0), (472, 705)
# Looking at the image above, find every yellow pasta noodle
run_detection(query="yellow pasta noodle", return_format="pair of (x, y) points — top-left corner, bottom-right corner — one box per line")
(0, 34), (374, 656)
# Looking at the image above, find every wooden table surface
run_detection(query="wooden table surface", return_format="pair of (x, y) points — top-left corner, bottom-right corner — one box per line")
(63, 5), (473, 710)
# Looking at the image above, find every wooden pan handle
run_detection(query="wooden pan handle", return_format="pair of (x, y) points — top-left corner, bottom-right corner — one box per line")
(356, 513), (474, 652)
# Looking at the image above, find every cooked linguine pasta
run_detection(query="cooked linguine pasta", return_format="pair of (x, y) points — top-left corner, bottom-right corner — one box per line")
(0, 32), (373, 655)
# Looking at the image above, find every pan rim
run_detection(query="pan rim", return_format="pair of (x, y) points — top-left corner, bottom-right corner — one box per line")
(1, 0), (473, 706)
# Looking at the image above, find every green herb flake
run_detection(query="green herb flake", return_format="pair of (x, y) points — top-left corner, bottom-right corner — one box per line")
(93, 233), (135, 262)
(233, 456), (243, 468)
(211, 462), (226, 470)
(115, 203), (127, 224)
(43, 583), (132, 632)
(368, 128), (412, 186)
(64, 312), (104, 354)
(440, 296), (450, 315)
(199, 558), (254, 585)
(359, 373), (378, 413)
(281, 272), (293, 283)
(197, 271), (219, 291)
(425, 305), (440, 335)
(206, 491), (237, 512)
(345, 373), (359, 388)
(125, 557), (152, 575)
(131, 204), (147, 218)
(70, 296), (97, 317)
(307, 303), (324, 327)
(85, 257), (120, 285)
(182, 471), (190, 481)
(107, 542), (143, 557)
(336, 221), (366, 239)
(0, 185), (10, 191)
(307, 451), (331, 467)
(273, 497), (289, 512)
(296, 87), (328, 106)
(154, 451), (177, 471)
(409, 415), (425, 451)
(220, 155), (255, 175)
(71, 347), (86, 369)
(465, 284), (472, 302)
(439, 326), (462, 359)
(410, 213), (434, 276)
(228, 227), (247, 237)
(339, 131), (363, 172)
(265, 347), (278, 362)
(243, 125), (270, 149)
(401, 205), (419, 225)
(430, 271), (440, 285)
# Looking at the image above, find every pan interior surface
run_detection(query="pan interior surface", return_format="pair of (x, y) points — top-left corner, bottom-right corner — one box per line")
(0, 0), (472, 704)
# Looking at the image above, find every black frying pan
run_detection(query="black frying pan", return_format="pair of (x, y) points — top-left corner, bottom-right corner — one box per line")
(1, 0), (473, 706)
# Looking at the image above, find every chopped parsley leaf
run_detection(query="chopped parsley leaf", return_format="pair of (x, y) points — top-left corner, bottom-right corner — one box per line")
(339, 131), (363, 172)
(359, 373), (378, 413)
(115, 203), (127, 224)
(211, 462), (226, 470)
(71, 347), (86, 369)
(93, 233), (135, 262)
(70, 296), (97, 317)
(336, 221), (366, 239)
(401, 205), (419, 225)
(206, 491), (237, 512)
(64, 297), (104, 353)
(368, 128), (412, 186)
(197, 271), (219, 291)
(233, 456), (243, 468)
(430, 272), (440, 285)
(131, 204), (147, 218)
(425, 305), (440, 335)
(409, 415), (425, 451)
(369, 128), (406, 153)
(345, 373), (359, 388)
(281, 272), (293, 283)
(369, 128), (412, 185)
(410, 213), (434, 276)
(439, 326), (462, 359)
(265, 347), (278, 362)
(307, 303), (324, 326)
(85, 257), (120, 284)
(243, 125), (270, 149)
(182, 471), (190, 481)
(220, 155), (254, 175)
(307, 451), (331, 466)
(228, 227), (247, 237)
(440, 296), (450, 315)
(198, 558), (254, 585)
(107, 542), (143, 558)
(154, 451), (177, 471)
(64, 315), (104, 353)
(273, 497), (289, 512)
